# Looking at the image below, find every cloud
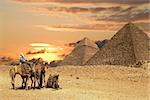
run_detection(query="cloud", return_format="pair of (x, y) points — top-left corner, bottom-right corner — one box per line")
(34, 23), (124, 32)
(64, 39), (82, 47)
(13, 0), (150, 34)
(30, 43), (50, 47)
(34, 21), (150, 33)
(93, 6), (150, 22)
(34, 24), (105, 32)
(30, 4), (149, 22)
(65, 42), (76, 47)
(26, 49), (46, 54)
(14, 0), (149, 5)
(28, 43), (64, 54)
(44, 6), (122, 14)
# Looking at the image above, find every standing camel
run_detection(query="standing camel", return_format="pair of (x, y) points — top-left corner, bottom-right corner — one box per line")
(9, 63), (32, 90)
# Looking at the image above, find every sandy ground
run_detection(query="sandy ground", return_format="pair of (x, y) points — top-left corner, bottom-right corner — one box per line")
(0, 62), (150, 100)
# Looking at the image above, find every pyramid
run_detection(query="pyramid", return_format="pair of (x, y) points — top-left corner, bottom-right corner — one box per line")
(86, 23), (149, 66)
(60, 37), (99, 66)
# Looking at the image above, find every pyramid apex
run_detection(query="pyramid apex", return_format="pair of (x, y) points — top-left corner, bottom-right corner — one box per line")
(127, 22), (134, 25)
(124, 22), (136, 28)
(76, 37), (98, 48)
(83, 37), (90, 40)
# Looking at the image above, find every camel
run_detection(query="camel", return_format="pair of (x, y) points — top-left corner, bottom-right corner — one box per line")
(46, 74), (59, 89)
(29, 59), (48, 88)
(9, 59), (48, 90)
(9, 63), (33, 90)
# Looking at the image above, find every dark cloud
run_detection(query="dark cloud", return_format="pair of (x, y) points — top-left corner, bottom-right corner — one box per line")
(94, 8), (150, 22)
(120, 6), (136, 13)
(45, 6), (122, 14)
(35, 6), (149, 22)
(26, 49), (46, 54)
(64, 40), (82, 47)
(15, 0), (149, 5)
(65, 42), (76, 47)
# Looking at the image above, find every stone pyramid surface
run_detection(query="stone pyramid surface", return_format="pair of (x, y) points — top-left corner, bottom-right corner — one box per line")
(86, 23), (149, 66)
(60, 37), (99, 66)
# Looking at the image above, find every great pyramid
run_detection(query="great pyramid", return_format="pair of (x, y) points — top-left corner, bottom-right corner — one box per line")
(60, 37), (99, 66)
(86, 23), (149, 66)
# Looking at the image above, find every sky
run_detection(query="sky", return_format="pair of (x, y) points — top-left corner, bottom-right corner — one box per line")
(0, 0), (150, 62)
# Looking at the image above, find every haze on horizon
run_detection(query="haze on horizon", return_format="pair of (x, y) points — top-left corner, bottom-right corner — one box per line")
(0, 0), (150, 61)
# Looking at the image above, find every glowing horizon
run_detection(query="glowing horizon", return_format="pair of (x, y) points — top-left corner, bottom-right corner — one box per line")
(0, 0), (149, 61)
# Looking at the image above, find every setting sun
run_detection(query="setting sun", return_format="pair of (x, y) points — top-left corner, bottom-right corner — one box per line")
(26, 43), (73, 62)
(27, 52), (60, 62)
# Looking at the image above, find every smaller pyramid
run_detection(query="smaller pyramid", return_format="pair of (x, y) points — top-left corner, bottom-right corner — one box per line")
(60, 37), (99, 66)
(75, 37), (98, 48)
(86, 23), (149, 66)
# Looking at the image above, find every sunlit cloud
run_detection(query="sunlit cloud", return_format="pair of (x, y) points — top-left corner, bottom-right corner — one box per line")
(30, 43), (50, 47)
(33, 23), (124, 32)
(29, 43), (64, 53)
(34, 25), (100, 32)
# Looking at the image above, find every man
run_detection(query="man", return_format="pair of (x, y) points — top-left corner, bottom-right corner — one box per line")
(19, 53), (32, 66)
(19, 53), (26, 63)
(19, 53), (31, 74)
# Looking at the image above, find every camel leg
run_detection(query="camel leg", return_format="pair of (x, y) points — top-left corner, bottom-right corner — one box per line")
(41, 73), (46, 87)
(37, 78), (40, 89)
(9, 69), (16, 89)
(38, 72), (41, 89)
(40, 73), (43, 87)
(33, 77), (36, 89)
(43, 73), (46, 87)
(24, 78), (27, 89)
(36, 71), (41, 89)
(33, 73), (36, 89)
(11, 76), (15, 89)
(41, 72), (46, 87)
(25, 76), (29, 90)
(22, 78), (25, 88)
(30, 77), (33, 88)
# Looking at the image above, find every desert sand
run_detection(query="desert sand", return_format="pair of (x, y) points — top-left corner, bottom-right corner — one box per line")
(0, 62), (150, 100)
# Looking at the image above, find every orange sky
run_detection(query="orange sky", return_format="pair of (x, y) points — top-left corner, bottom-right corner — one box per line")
(0, 0), (150, 62)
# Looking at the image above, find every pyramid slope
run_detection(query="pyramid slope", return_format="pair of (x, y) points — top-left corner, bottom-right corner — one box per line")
(60, 37), (98, 66)
(86, 23), (149, 66)
(60, 46), (98, 65)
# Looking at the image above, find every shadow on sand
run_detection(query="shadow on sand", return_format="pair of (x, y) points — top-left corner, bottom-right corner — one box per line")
(10, 86), (62, 90)
(11, 86), (42, 90)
